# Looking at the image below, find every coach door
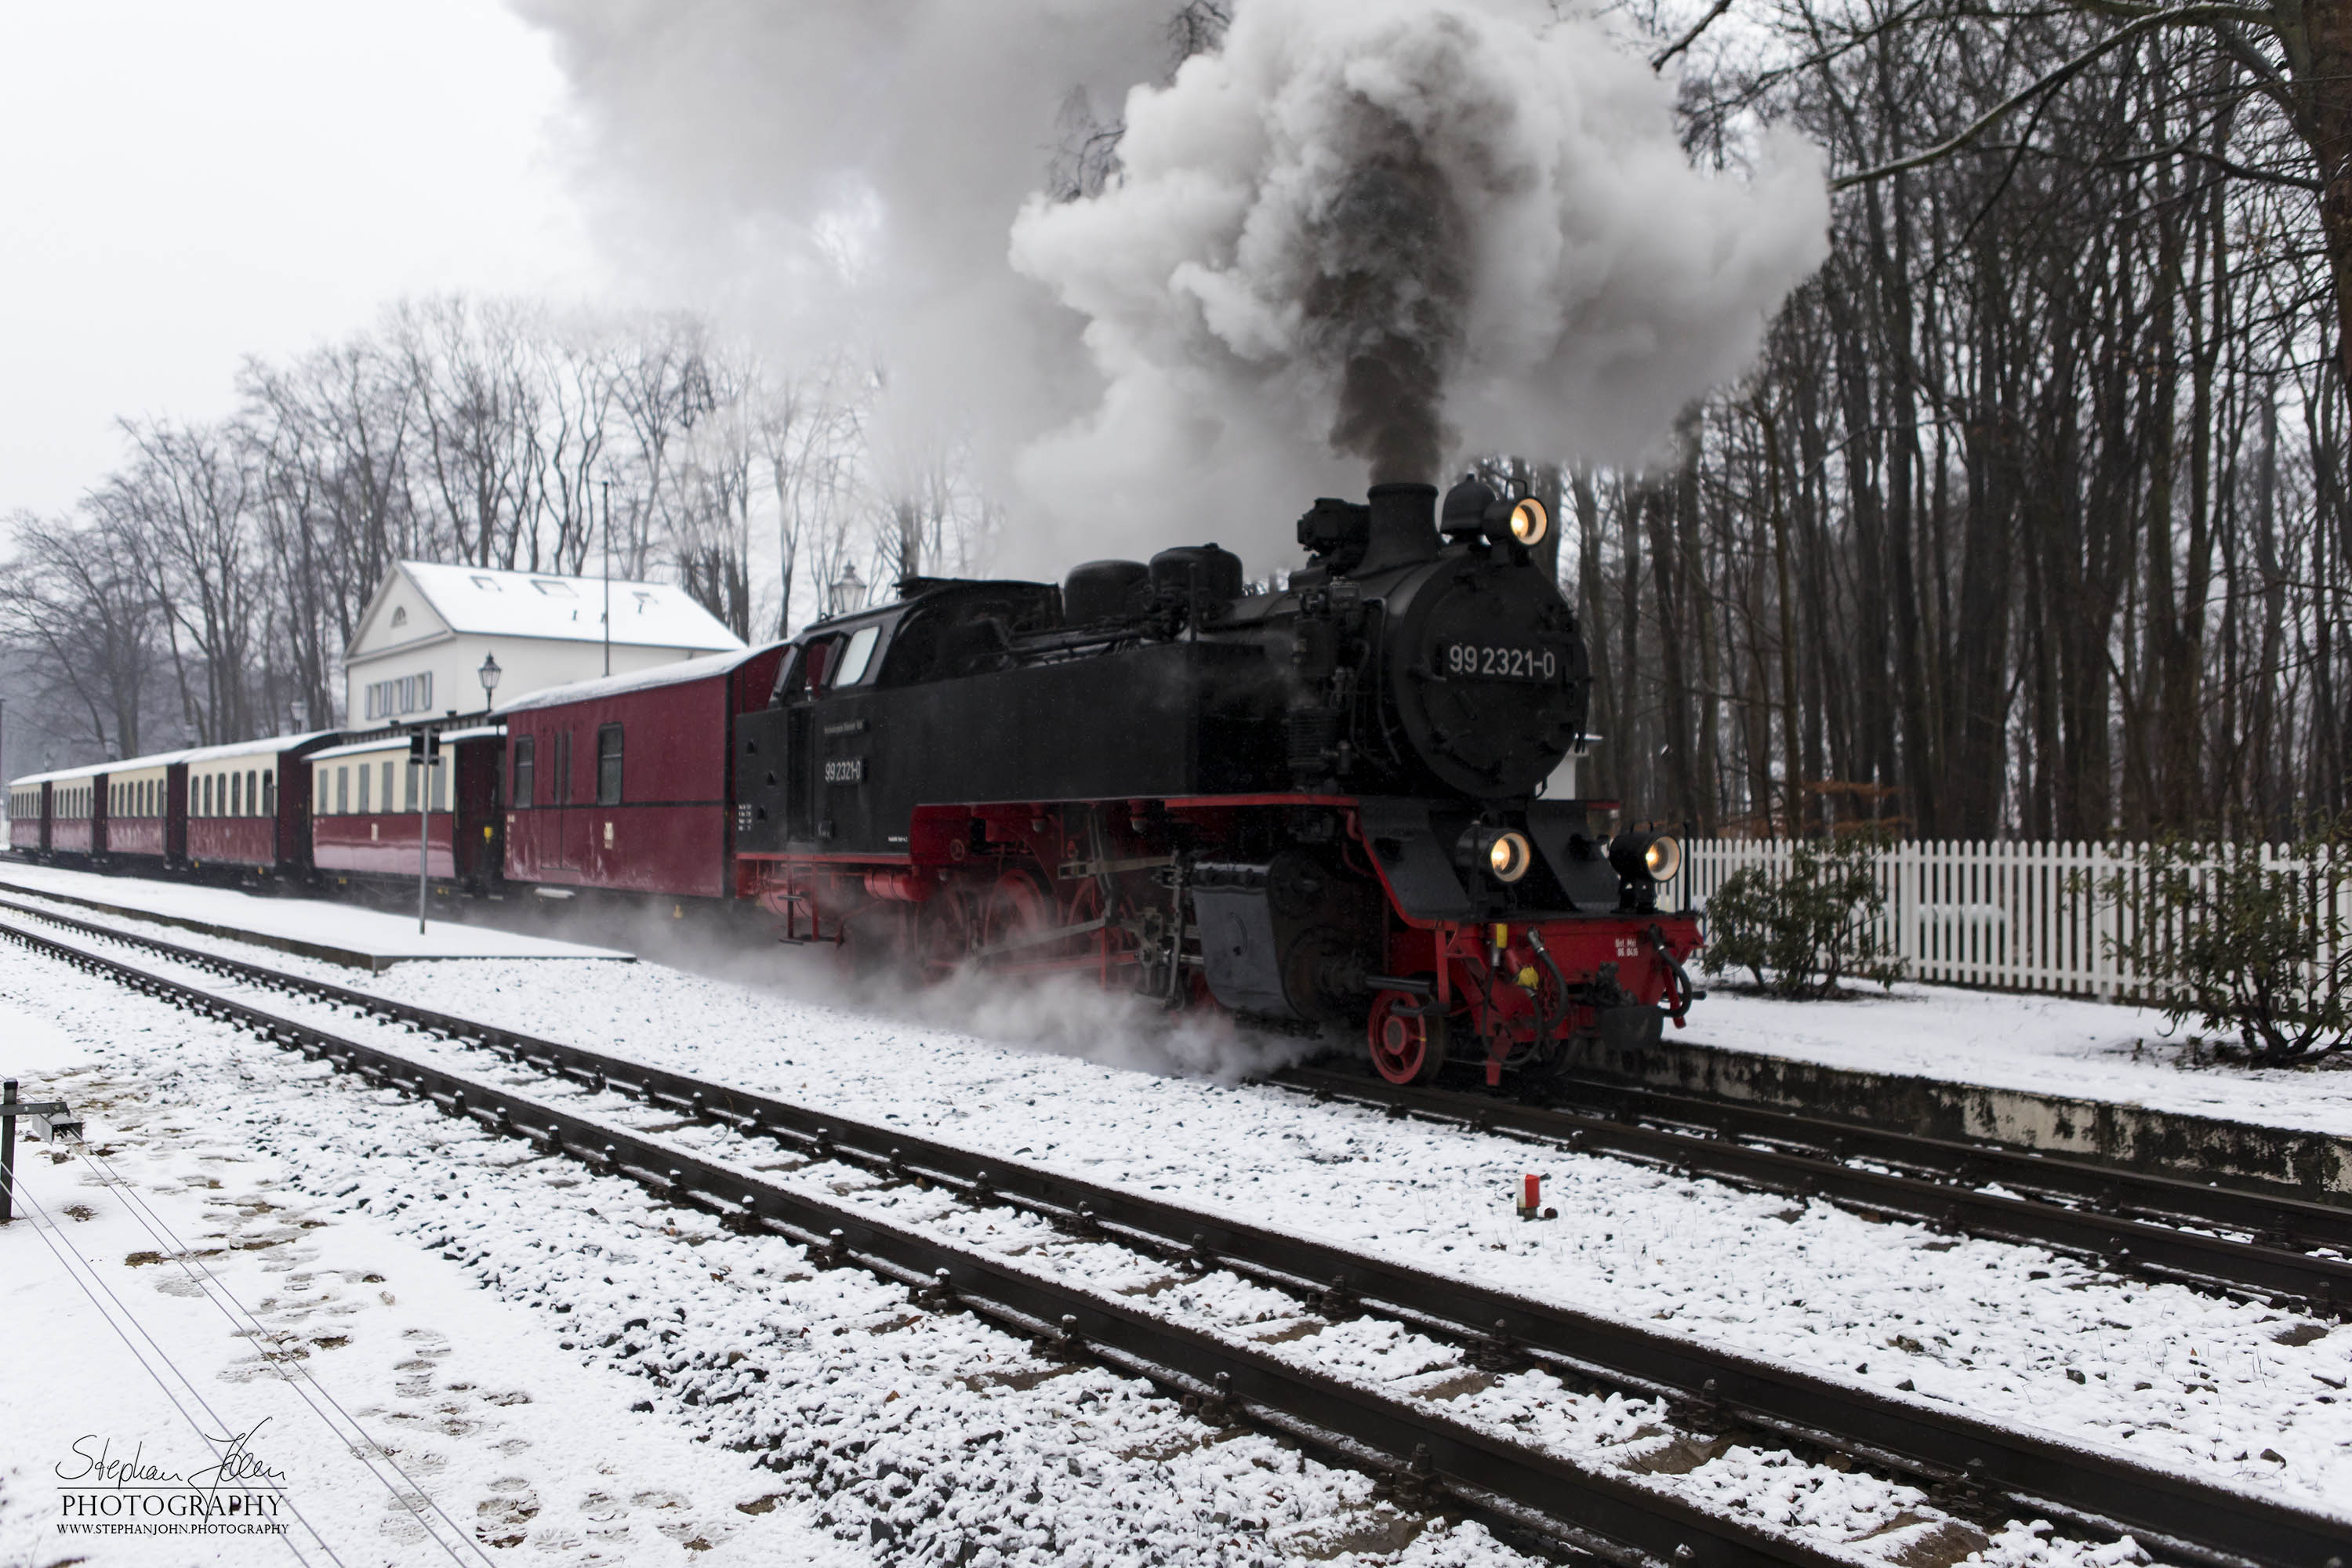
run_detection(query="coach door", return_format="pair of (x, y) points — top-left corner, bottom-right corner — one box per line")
(550, 728), (577, 869)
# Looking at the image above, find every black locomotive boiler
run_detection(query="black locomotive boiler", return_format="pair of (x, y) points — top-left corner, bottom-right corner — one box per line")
(731, 478), (1700, 1083)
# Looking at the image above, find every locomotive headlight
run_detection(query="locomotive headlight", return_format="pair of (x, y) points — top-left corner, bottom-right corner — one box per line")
(1642, 833), (1682, 882)
(1508, 496), (1549, 547)
(1609, 831), (1682, 884)
(1463, 826), (1534, 884)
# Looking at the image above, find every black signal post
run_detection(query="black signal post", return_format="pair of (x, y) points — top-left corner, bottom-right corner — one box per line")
(1, 1079), (79, 1224)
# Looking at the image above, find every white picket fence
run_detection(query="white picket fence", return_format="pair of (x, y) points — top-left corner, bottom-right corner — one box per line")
(1665, 837), (2350, 1000)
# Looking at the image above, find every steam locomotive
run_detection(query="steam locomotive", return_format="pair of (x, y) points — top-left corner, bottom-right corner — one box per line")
(6, 477), (1700, 1087)
(731, 477), (1701, 1084)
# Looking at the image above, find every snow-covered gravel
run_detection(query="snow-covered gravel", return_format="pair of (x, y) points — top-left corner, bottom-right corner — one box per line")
(4, 938), (1546, 1567)
(0, 863), (629, 963)
(0, 998), (858, 1566)
(5, 881), (2350, 1535)
(2, 925), (2143, 1567)
(360, 954), (2352, 1515)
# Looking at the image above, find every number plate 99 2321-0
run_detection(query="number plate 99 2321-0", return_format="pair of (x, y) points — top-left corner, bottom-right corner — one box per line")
(1441, 643), (1559, 682)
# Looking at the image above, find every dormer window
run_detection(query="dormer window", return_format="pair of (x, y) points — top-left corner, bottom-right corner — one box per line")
(390, 606), (408, 627)
(532, 579), (576, 597)
(633, 590), (656, 612)
(471, 575), (500, 591)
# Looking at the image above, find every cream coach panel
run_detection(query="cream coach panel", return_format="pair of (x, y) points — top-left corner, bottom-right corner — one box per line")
(312, 742), (445, 815)
(107, 762), (172, 819)
(188, 758), (278, 819)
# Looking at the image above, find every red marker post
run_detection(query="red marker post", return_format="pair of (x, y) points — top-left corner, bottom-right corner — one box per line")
(1515, 1173), (1556, 1221)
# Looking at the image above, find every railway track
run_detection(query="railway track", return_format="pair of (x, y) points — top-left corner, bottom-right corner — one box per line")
(1270, 1067), (2352, 1316)
(3, 897), (2348, 1568)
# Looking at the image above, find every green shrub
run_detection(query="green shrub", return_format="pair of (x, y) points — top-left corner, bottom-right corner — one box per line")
(2103, 833), (2352, 1066)
(1700, 835), (1906, 1000)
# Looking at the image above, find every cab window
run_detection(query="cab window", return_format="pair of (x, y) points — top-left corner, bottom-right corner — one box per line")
(833, 625), (881, 686)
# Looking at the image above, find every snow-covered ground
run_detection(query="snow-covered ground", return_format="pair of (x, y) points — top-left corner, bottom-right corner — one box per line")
(0, 863), (629, 964)
(0, 933), (1659, 1568)
(0, 1003), (859, 1566)
(5, 891), (2349, 1541)
(1684, 981), (2352, 1140)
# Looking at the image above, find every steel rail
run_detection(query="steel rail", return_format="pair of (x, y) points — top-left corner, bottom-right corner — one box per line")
(3, 899), (2347, 1568)
(1272, 1066), (2352, 1316)
(3, 911), (1857, 1568)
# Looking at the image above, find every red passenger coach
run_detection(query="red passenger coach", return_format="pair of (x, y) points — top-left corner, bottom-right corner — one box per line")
(500, 645), (787, 900)
(24, 764), (108, 856)
(181, 734), (337, 878)
(103, 753), (188, 862)
(5, 779), (46, 855)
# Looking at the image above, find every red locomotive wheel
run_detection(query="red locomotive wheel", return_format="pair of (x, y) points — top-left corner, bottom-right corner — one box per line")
(1368, 989), (1449, 1084)
(916, 884), (978, 979)
(979, 871), (1051, 964)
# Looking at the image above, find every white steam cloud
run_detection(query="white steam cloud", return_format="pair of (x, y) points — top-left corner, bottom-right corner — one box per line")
(519, 0), (1828, 574)
(1011, 0), (1829, 554)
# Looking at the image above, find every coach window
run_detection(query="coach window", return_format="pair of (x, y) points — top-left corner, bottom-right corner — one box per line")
(433, 757), (448, 811)
(358, 763), (372, 815)
(553, 731), (572, 804)
(383, 759), (395, 814)
(513, 736), (535, 808)
(246, 770), (257, 815)
(262, 771), (274, 815)
(336, 766), (349, 815)
(231, 772), (241, 817)
(596, 724), (623, 805)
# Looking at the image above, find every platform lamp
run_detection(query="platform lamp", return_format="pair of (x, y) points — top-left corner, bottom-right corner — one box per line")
(830, 561), (867, 615)
(478, 652), (503, 712)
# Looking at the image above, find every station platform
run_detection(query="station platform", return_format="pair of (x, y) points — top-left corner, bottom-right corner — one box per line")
(0, 862), (631, 971)
(1610, 982), (2352, 1203)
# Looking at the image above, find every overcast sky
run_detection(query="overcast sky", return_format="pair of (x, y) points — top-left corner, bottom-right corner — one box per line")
(0, 0), (605, 518)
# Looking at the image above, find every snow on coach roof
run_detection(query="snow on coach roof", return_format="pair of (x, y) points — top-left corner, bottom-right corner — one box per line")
(9, 760), (118, 788)
(397, 561), (746, 652)
(179, 731), (339, 766)
(494, 644), (784, 715)
(9, 731), (338, 790)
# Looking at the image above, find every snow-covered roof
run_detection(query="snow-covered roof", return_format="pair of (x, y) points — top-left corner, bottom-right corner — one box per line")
(7, 732), (336, 791)
(394, 561), (746, 652)
(180, 731), (339, 768)
(309, 736), (421, 764)
(99, 752), (194, 777)
(494, 645), (781, 715)
(9, 760), (116, 788)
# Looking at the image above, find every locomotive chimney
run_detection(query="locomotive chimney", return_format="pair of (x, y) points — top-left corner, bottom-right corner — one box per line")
(1356, 481), (1440, 575)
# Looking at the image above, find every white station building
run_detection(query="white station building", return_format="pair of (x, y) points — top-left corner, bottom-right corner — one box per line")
(343, 562), (746, 725)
